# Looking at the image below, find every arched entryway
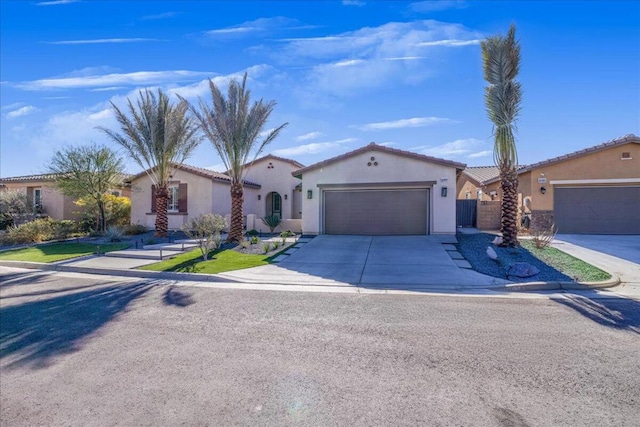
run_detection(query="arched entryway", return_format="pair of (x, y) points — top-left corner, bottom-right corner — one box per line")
(265, 192), (282, 219)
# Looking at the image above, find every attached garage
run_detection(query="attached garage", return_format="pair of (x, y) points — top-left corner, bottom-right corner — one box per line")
(554, 186), (640, 234)
(323, 188), (429, 235)
(292, 143), (465, 235)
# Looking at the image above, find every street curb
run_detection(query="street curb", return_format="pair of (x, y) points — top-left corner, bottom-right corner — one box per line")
(0, 260), (621, 292)
(489, 276), (621, 292)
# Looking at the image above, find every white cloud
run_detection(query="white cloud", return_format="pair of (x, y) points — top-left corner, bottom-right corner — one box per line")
(36, 0), (80, 5)
(273, 138), (358, 156)
(295, 131), (323, 141)
(141, 12), (179, 20)
(90, 86), (125, 92)
(205, 17), (314, 38)
(259, 128), (277, 138)
(274, 20), (481, 98)
(409, 1), (468, 13)
(343, 0), (366, 6)
(356, 117), (455, 131)
(6, 106), (38, 118)
(167, 64), (273, 99)
(417, 39), (480, 47)
(416, 138), (486, 157)
(14, 70), (214, 91)
(45, 38), (164, 45)
(378, 141), (396, 146)
(204, 163), (227, 172)
(2, 102), (26, 111)
(468, 150), (492, 158)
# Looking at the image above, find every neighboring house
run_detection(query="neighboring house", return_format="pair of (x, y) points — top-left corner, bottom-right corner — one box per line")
(292, 143), (466, 235)
(128, 155), (304, 233)
(0, 172), (132, 222)
(0, 173), (77, 221)
(456, 166), (502, 201)
(458, 134), (640, 234)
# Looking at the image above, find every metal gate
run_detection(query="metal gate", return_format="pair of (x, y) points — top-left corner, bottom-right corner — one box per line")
(456, 199), (477, 227)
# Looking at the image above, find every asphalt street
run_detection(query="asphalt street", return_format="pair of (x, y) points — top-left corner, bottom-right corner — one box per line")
(1, 268), (639, 426)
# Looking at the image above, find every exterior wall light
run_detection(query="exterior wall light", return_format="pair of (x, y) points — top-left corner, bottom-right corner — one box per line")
(540, 187), (547, 194)
(440, 187), (448, 197)
(284, 194), (288, 200)
(258, 194), (261, 200)
(307, 190), (313, 199)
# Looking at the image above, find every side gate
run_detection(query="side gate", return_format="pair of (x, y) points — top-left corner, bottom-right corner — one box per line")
(456, 199), (477, 228)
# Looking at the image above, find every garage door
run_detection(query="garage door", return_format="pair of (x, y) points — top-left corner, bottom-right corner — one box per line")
(554, 186), (640, 234)
(324, 189), (429, 235)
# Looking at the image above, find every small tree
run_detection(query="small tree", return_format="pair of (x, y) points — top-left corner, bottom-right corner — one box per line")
(75, 194), (131, 230)
(181, 214), (227, 260)
(0, 189), (35, 229)
(48, 144), (125, 233)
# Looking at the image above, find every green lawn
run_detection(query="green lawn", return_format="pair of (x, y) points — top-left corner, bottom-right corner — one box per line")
(0, 242), (129, 263)
(139, 248), (276, 274)
(520, 240), (612, 282)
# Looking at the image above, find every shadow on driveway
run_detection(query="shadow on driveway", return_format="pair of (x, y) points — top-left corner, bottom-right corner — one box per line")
(0, 282), (154, 369)
(552, 294), (640, 335)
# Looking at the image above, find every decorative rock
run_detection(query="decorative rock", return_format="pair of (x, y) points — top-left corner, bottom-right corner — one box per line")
(507, 262), (540, 278)
(486, 246), (499, 261)
(492, 236), (503, 246)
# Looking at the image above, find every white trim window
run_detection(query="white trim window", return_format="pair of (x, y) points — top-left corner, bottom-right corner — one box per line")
(167, 186), (179, 212)
(33, 188), (42, 209)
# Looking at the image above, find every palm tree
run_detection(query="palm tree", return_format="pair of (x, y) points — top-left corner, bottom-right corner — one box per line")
(186, 73), (288, 242)
(481, 24), (522, 247)
(99, 89), (201, 237)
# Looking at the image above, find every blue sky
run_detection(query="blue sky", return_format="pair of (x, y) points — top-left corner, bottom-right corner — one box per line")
(1, 0), (638, 177)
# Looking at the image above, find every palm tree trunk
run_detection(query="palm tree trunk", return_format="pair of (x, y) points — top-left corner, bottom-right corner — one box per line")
(155, 185), (169, 237)
(228, 182), (244, 243)
(499, 162), (519, 247)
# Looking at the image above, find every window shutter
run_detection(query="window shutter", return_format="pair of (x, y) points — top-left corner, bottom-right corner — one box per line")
(151, 185), (157, 213)
(178, 183), (188, 213)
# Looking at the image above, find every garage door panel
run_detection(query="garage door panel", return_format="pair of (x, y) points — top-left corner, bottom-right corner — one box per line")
(324, 189), (428, 235)
(554, 187), (640, 234)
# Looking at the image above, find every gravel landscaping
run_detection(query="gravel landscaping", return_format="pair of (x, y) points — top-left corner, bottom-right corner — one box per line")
(456, 232), (573, 283)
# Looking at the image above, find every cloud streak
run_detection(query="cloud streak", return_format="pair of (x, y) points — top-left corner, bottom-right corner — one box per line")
(6, 106), (38, 118)
(417, 39), (480, 47)
(36, 0), (80, 6)
(45, 38), (164, 45)
(356, 117), (455, 131)
(140, 12), (179, 20)
(295, 131), (323, 141)
(409, 1), (468, 13)
(205, 17), (315, 38)
(415, 138), (488, 158)
(273, 138), (357, 156)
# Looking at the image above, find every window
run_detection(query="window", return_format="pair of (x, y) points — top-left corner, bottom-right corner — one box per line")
(465, 191), (471, 200)
(167, 186), (179, 212)
(33, 188), (42, 209)
(477, 189), (483, 200)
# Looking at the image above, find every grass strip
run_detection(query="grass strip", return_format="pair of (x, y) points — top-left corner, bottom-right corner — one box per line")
(0, 242), (129, 263)
(520, 240), (611, 282)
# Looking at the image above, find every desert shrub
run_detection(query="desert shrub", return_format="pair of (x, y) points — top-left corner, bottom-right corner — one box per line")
(262, 242), (271, 254)
(250, 235), (259, 245)
(0, 189), (36, 230)
(245, 229), (259, 237)
(75, 194), (131, 231)
(0, 218), (56, 245)
(531, 222), (558, 249)
(54, 220), (81, 240)
(272, 241), (280, 250)
(181, 214), (228, 261)
(123, 224), (148, 235)
(104, 226), (124, 242)
(240, 240), (250, 250)
(261, 215), (281, 233)
(279, 230), (295, 238)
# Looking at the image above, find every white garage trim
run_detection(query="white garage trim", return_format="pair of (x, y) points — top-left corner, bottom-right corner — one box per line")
(550, 178), (640, 185)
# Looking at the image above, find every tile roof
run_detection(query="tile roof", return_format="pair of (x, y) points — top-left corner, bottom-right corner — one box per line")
(462, 166), (500, 184)
(483, 134), (640, 185)
(243, 154), (305, 170)
(292, 142), (467, 177)
(127, 163), (261, 188)
(0, 172), (63, 183)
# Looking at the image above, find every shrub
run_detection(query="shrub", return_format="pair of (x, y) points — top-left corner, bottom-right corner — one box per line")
(279, 230), (295, 238)
(104, 226), (124, 242)
(261, 215), (281, 233)
(245, 229), (259, 236)
(272, 241), (280, 250)
(250, 236), (259, 245)
(240, 240), (250, 250)
(0, 218), (56, 245)
(123, 224), (148, 235)
(181, 214), (228, 261)
(531, 222), (558, 249)
(0, 189), (36, 230)
(75, 194), (131, 231)
(262, 242), (271, 254)
(54, 220), (80, 240)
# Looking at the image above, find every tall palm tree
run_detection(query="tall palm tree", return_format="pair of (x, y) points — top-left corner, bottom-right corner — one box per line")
(186, 73), (288, 242)
(99, 89), (201, 237)
(481, 24), (522, 247)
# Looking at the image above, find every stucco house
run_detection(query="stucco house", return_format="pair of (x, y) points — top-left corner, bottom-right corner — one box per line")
(292, 143), (466, 235)
(128, 155), (304, 233)
(457, 134), (640, 234)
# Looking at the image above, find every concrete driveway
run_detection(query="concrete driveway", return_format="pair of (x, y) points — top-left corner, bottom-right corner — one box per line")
(219, 235), (506, 289)
(555, 234), (640, 264)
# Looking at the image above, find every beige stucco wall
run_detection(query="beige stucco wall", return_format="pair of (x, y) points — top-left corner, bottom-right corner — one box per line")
(0, 181), (78, 221)
(456, 176), (493, 201)
(300, 150), (458, 235)
(243, 157), (302, 220)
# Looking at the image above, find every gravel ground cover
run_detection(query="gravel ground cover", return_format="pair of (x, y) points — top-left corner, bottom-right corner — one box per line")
(456, 232), (573, 283)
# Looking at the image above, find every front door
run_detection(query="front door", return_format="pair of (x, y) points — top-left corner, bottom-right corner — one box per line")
(267, 192), (282, 219)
